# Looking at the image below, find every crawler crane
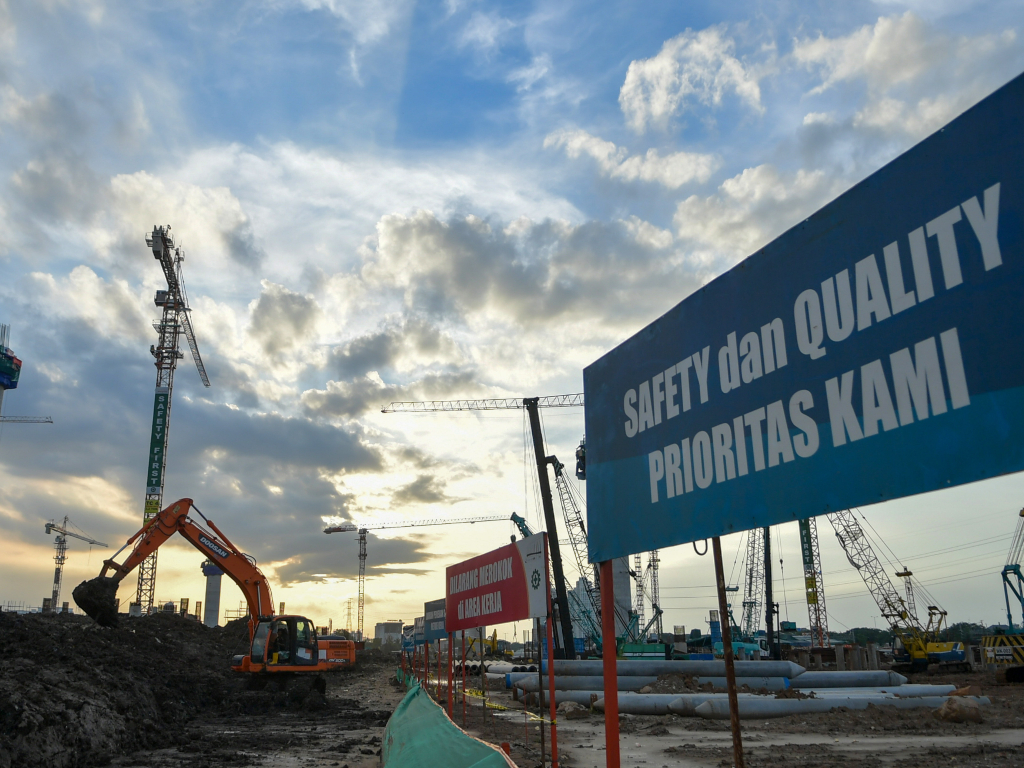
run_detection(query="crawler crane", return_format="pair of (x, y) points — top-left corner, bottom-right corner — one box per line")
(829, 508), (964, 671)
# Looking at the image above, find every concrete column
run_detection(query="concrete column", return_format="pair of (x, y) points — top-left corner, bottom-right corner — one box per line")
(201, 561), (223, 628)
(811, 653), (822, 670)
(835, 644), (846, 671)
(867, 643), (879, 670)
(850, 645), (862, 670)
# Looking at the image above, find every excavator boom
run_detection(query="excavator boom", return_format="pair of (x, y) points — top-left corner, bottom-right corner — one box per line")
(74, 498), (272, 635)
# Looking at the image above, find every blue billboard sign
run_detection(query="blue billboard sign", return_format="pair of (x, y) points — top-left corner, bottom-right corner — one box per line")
(424, 598), (446, 644)
(584, 73), (1024, 562)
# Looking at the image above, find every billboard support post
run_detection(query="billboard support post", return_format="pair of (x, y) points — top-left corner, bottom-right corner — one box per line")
(448, 632), (454, 717)
(600, 559), (620, 768)
(713, 536), (745, 768)
(545, 573), (559, 768)
(462, 633), (467, 725)
(537, 617), (546, 766)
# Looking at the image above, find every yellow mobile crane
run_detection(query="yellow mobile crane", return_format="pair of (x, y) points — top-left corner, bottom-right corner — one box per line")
(828, 508), (965, 672)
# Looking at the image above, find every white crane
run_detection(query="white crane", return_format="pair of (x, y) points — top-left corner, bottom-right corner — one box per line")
(324, 514), (509, 638)
(45, 517), (106, 611)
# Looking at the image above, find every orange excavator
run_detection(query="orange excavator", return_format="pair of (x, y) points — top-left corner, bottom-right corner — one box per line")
(73, 497), (355, 688)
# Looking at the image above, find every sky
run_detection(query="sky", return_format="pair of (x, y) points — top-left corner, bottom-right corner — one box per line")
(0, 0), (1023, 641)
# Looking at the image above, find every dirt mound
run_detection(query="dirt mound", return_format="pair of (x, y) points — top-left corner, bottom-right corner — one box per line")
(0, 610), (319, 768)
(647, 673), (701, 693)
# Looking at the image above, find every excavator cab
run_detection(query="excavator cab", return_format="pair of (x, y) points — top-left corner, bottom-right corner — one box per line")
(244, 617), (320, 668)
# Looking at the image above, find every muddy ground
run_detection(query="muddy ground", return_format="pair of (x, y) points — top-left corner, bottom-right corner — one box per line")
(4, 614), (1024, 768)
(451, 668), (1024, 768)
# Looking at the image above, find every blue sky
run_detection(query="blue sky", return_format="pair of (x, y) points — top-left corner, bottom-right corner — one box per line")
(0, 0), (1022, 637)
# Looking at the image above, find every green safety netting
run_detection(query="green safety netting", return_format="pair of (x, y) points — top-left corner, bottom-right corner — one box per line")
(382, 678), (517, 768)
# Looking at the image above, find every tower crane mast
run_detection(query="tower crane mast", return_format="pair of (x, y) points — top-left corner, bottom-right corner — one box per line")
(0, 323), (53, 425)
(798, 517), (830, 648)
(137, 226), (210, 614)
(44, 517), (106, 610)
(325, 514), (508, 639)
(740, 530), (765, 638)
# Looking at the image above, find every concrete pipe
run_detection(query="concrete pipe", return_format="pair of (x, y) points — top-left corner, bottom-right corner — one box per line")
(694, 695), (990, 720)
(668, 693), (758, 716)
(515, 675), (658, 692)
(802, 684), (956, 698)
(790, 670), (907, 688)
(541, 659), (804, 678)
(522, 690), (601, 707)
(591, 694), (686, 715)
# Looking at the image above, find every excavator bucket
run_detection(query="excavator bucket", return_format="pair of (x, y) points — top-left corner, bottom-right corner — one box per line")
(72, 576), (120, 627)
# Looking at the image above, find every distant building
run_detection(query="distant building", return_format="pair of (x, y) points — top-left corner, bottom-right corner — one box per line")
(375, 620), (404, 643)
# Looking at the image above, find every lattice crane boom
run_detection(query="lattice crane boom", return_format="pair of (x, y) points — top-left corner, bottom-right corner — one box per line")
(828, 509), (915, 627)
(1001, 508), (1024, 628)
(381, 394), (581, 657)
(382, 394), (583, 413)
(325, 515), (508, 639)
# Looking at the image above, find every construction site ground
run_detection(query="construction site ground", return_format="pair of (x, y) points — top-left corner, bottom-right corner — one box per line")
(442, 669), (1024, 768)
(3, 611), (1024, 768)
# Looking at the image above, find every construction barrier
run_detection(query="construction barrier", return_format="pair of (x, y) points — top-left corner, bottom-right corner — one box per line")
(981, 634), (1024, 665)
(381, 681), (517, 768)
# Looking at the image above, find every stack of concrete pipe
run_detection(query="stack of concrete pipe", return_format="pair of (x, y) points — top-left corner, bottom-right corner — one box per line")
(512, 659), (990, 718)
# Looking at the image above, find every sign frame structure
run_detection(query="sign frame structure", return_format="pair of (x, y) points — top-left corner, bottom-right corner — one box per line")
(424, 598), (447, 645)
(584, 72), (1024, 562)
(445, 533), (557, 764)
(444, 533), (547, 634)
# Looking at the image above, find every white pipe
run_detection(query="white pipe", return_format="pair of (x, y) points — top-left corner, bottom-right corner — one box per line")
(515, 675), (658, 692)
(542, 659), (804, 678)
(800, 684), (956, 698)
(694, 695), (990, 720)
(790, 670), (907, 688)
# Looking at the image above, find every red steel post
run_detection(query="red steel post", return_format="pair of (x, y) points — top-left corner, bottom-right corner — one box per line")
(600, 559), (620, 768)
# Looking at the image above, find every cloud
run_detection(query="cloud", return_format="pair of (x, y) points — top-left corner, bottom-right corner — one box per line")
(176, 399), (382, 475)
(458, 11), (516, 53)
(326, 318), (463, 379)
(248, 279), (322, 358)
(795, 13), (944, 94)
(358, 209), (692, 328)
(794, 12), (1021, 139)
(391, 474), (457, 505)
(619, 25), (764, 134)
(295, 0), (414, 46)
(21, 266), (150, 344)
(544, 128), (719, 188)
(301, 370), (479, 419)
(674, 164), (844, 262)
